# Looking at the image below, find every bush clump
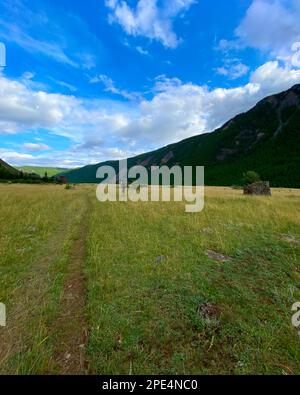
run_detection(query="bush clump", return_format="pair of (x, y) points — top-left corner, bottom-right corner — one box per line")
(242, 171), (261, 186)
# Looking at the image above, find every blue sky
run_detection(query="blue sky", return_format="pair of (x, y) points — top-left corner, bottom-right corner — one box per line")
(0, 0), (300, 167)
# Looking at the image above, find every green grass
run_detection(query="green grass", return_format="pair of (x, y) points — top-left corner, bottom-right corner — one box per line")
(17, 166), (70, 177)
(0, 184), (89, 373)
(0, 185), (300, 374)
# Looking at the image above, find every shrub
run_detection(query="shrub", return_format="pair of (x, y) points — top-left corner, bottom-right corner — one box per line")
(242, 171), (261, 185)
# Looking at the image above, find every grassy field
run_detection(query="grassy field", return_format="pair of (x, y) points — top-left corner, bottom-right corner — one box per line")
(17, 166), (70, 177)
(0, 184), (300, 374)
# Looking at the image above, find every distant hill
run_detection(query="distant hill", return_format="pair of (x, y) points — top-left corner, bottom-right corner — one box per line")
(59, 84), (300, 188)
(17, 166), (70, 177)
(0, 159), (21, 179)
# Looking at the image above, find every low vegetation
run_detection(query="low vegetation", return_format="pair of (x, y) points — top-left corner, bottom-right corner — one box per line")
(242, 171), (261, 186)
(17, 167), (70, 178)
(0, 184), (300, 374)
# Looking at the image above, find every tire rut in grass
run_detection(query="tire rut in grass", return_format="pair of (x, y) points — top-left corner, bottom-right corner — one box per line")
(0, 218), (77, 374)
(52, 201), (90, 375)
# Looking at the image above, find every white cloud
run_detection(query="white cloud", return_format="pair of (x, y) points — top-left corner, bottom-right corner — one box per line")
(216, 62), (249, 80)
(219, 0), (300, 63)
(105, 0), (196, 48)
(0, 21), (78, 68)
(79, 53), (96, 70)
(52, 79), (77, 93)
(136, 46), (150, 56)
(22, 143), (50, 152)
(0, 149), (34, 161)
(238, 0), (300, 54)
(121, 63), (300, 144)
(217, 39), (241, 52)
(251, 60), (300, 92)
(20, 71), (48, 91)
(0, 2), (97, 70)
(0, 61), (299, 167)
(90, 74), (141, 101)
(0, 75), (78, 133)
(0, 146), (140, 168)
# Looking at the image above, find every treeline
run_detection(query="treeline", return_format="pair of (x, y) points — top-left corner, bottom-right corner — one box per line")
(0, 167), (56, 184)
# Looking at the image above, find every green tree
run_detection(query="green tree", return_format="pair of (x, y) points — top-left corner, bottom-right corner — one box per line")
(242, 171), (261, 185)
(43, 171), (49, 182)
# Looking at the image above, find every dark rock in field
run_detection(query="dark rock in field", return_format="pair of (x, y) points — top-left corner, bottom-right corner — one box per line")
(206, 250), (231, 263)
(156, 255), (165, 264)
(243, 181), (271, 196)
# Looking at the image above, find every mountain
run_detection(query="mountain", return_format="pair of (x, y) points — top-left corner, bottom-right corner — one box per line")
(60, 84), (300, 187)
(0, 159), (21, 179)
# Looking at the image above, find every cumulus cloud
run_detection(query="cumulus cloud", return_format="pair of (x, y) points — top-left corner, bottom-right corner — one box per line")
(0, 71), (136, 143)
(105, 0), (197, 48)
(219, 0), (300, 63)
(251, 60), (300, 91)
(0, 60), (300, 167)
(0, 149), (34, 162)
(0, 75), (78, 133)
(120, 63), (300, 145)
(238, 0), (300, 55)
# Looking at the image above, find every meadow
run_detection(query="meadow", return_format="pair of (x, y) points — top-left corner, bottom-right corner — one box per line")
(17, 167), (69, 177)
(0, 184), (300, 375)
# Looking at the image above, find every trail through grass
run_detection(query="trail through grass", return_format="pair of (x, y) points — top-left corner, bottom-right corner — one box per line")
(0, 185), (89, 374)
(0, 185), (299, 374)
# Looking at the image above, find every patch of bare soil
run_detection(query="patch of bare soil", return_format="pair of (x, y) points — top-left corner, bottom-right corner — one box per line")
(52, 211), (89, 375)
